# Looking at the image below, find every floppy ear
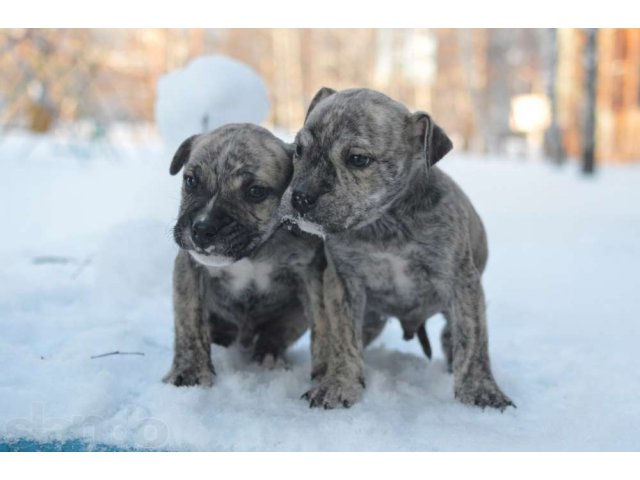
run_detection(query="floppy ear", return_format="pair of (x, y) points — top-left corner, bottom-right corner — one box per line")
(409, 112), (453, 167)
(169, 134), (199, 175)
(305, 87), (337, 122)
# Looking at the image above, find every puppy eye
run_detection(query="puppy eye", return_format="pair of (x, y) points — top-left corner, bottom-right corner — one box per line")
(347, 154), (372, 168)
(246, 185), (269, 203)
(184, 175), (199, 189)
(295, 143), (303, 157)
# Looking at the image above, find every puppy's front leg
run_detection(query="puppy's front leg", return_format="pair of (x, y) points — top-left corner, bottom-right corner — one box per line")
(301, 262), (332, 381)
(303, 253), (366, 409)
(448, 257), (514, 410)
(163, 250), (215, 387)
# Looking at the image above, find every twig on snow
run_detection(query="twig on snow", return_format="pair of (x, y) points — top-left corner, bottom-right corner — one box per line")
(90, 351), (145, 359)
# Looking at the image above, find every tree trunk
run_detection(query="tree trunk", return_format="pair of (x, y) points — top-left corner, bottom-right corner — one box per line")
(582, 29), (598, 175)
(544, 28), (566, 165)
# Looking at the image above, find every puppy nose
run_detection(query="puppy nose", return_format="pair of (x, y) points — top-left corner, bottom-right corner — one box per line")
(291, 190), (318, 215)
(192, 213), (232, 248)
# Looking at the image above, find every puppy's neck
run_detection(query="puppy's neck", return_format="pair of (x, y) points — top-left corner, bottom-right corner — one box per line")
(402, 163), (442, 211)
(338, 164), (441, 245)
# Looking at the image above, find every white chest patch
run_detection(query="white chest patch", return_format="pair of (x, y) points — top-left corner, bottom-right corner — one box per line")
(369, 251), (414, 293)
(218, 258), (273, 293)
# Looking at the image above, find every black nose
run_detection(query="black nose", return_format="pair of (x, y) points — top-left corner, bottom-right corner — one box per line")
(291, 190), (318, 215)
(192, 213), (233, 248)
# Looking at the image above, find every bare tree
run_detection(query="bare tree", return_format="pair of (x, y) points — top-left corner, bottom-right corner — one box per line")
(485, 29), (513, 155)
(457, 29), (491, 153)
(582, 28), (598, 175)
(543, 28), (565, 164)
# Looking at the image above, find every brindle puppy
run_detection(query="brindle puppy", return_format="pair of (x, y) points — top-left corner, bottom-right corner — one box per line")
(163, 124), (323, 387)
(281, 88), (514, 410)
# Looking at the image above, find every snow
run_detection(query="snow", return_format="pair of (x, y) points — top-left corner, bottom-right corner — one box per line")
(189, 251), (235, 268)
(155, 55), (270, 152)
(1, 132), (639, 451)
(294, 218), (327, 239)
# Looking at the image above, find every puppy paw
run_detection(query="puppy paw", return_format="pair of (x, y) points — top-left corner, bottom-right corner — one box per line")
(302, 376), (365, 409)
(455, 381), (515, 411)
(162, 364), (215, 387)
(252, 350), (289, 370)
(251, 341), (289, 370)
(310, 362), (328, 381)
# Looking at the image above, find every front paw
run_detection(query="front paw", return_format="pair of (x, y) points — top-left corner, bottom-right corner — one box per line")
(302, 376), (365, 409)
(162, 363), (215, 387)
(455, 380), (515, 411)
(310, 362), (327, 381)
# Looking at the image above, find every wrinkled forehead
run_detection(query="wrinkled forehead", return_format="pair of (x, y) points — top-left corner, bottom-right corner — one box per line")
(188, 127), (290, 188)
(302, 93), (409, 150)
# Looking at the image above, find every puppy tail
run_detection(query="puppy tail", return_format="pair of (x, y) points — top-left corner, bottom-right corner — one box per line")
(417, 323), (432, 360)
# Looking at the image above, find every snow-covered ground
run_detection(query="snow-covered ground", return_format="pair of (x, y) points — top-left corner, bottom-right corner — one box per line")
(0, 132), (639, 451)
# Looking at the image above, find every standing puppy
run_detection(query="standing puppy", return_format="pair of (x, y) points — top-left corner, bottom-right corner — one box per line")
(282, 88), (514, 410)
(163, 124), (323, 387)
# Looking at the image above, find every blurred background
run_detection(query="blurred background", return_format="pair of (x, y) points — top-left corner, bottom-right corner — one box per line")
(1, 28), (639, 173)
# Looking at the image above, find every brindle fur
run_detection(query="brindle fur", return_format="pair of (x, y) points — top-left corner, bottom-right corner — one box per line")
(282, 88), (514, 410)
(163, 124), (323, 387)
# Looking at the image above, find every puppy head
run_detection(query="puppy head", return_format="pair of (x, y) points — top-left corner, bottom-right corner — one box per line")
(171, 124), (293, 267)
(283, 87), (452, 234)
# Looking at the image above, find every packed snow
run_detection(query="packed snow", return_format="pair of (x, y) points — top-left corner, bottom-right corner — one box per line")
(0, 132), (639, 451)
(155, 55), (270, 152)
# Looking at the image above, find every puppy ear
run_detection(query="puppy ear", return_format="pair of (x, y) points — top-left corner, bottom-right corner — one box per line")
(305, 87), (337, 122)
(410, 112), (453, 167)
(169, 134), (199, 175)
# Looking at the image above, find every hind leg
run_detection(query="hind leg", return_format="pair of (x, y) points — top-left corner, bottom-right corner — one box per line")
(441, 317), (453, 372)
(362, 309), (387, 347)
(208, 313), (239, 347)
(446, 260), (514, 410)
(252, 305), (308, 368)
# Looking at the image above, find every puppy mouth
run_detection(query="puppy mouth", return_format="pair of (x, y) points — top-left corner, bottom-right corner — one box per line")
(174, 220), (261, 263)
(195, 233), (258, 258)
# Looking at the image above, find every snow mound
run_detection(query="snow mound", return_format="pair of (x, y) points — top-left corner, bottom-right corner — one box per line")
(155, 55), (270, 152)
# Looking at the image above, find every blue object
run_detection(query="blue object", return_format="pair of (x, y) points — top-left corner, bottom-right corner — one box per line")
(0, 439), (160, 452)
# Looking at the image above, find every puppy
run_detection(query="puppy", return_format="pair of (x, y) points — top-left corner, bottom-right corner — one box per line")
(282, 88), (514, 410)
(163, 124), (323, 387)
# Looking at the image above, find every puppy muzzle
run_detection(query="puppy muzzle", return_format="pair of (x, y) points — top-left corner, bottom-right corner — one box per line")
(291, 190), (319, 215)
(191, 212), (233, 250)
